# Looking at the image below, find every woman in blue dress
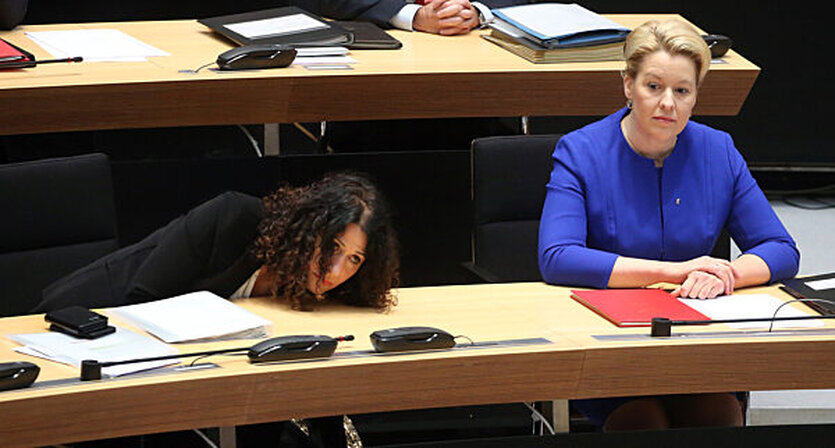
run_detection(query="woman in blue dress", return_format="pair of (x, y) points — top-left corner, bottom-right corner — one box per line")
(538, 19), (799, 430)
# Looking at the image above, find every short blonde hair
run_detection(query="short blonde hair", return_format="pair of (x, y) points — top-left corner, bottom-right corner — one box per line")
(623, 20), (711, 86)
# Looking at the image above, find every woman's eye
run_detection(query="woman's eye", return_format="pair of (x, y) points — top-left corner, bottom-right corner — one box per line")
(676, 87), (691, 95)
(349, 255), (363, 265)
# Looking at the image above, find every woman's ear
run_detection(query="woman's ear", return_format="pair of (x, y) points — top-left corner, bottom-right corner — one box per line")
(622, 73), (634, 104)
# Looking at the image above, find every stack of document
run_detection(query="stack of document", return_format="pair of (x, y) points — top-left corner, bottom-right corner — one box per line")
(483, 3), (629, 63)
(109, 291), (272, 343)
(9, 328), (179, 377)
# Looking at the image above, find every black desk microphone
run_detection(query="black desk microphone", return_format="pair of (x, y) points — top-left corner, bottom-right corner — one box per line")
(80, 334), (354, 381)
(650, 315), (835, 337)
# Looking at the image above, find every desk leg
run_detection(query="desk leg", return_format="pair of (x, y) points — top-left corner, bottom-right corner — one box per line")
(539, 400), (570, 433)
(219, 426), (237, 448)
(264, 123), (280, 156)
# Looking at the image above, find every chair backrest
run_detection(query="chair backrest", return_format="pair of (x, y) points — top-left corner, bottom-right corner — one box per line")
(0, 153), (119, 317)
(470, 134), (561, 282)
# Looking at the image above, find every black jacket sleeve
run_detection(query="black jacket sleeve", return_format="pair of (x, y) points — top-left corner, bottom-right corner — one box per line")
(36, 192), (262, 312)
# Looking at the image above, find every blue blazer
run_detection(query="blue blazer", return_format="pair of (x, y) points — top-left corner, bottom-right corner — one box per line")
(538, 108), (799, 288)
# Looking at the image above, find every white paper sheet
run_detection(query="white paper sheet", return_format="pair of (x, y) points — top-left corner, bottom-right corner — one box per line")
(9, 327), (179, 377)
(109, 291), (272, 343)
(224, 14), (328, 40)
(680, 294), (824, 329)
(25, 29), (169, 62)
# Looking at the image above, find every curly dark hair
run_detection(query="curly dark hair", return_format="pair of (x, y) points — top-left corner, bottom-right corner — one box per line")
(254, 172), (399, 311)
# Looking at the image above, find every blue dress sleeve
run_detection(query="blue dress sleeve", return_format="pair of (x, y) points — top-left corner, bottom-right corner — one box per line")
(723, 135), (799, 282)
(538, 137), (618, 288)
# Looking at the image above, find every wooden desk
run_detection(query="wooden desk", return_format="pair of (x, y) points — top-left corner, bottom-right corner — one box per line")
(0, 15), (759, 136)
(2, 283), (834, 447)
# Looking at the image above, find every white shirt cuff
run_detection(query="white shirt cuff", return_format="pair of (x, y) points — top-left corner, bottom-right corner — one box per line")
(390, 4), (422, 31)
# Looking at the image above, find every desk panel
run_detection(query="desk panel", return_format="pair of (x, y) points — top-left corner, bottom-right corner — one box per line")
(2, 283), (834, 447)
(0, 15), (759, 136)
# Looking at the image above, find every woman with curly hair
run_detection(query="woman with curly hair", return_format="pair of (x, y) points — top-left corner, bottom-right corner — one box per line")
(35, 174), (398, 446)
(35, 172), (399, 313)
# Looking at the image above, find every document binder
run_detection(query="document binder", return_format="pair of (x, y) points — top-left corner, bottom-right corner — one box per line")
(491, 3), (629, 49)
(199, 7), (354, 48)
(333, 21), (402, 50)
(571, 288), (710, 327)
(0, 37), (34, 68)
(781, 272), (835, 315)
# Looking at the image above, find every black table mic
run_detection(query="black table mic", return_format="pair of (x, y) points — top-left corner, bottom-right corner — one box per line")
(650, 315), (835, 337)
(79, 334), (354, 381)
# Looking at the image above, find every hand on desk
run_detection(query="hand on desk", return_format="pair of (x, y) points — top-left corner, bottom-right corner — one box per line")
(413, 0), (480, 36)
(671, 256), (736, 300)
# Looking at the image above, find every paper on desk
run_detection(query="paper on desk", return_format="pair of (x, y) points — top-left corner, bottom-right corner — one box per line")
(109, 291), (272, 344)
(224, 13), (329, 40)
(293, 55), (356, 66)
(679, 293), (824, 329)
(25, 29), (169, 62)
(9, 327), (179, 377)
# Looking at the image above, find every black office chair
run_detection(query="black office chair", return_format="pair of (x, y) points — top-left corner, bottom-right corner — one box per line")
(467, 134), (561, 283)
(0, 153), (119, 317)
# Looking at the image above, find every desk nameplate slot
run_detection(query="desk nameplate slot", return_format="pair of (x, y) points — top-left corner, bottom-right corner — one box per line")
(593, 328), (835, 342)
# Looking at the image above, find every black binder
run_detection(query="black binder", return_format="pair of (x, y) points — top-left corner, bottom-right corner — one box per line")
(198, 7), (354, 47)
(333, 21), (402, 50)
(781, 272), (835, 315)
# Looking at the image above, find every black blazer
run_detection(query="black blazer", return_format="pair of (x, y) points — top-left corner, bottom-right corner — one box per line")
(292, 0), (533, 28)
(35, 192), (263, 312)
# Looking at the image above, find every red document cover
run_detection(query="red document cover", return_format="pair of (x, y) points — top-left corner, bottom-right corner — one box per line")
(1, 38), (27, 63)
(571, 288), (710, 327)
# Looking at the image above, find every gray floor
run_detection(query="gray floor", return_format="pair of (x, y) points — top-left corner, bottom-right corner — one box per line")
(739, 197), (835, 425)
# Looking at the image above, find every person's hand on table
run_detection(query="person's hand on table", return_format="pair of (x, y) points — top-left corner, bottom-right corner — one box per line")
(413, 0), (480, 36)
(670, 256), (737, 299)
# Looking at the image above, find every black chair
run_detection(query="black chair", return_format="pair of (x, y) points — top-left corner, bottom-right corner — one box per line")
(468, 134), (561, 283)
(0, 153), (119, 317)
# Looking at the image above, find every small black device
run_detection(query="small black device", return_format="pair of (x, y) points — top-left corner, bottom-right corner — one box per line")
(216, 44), (297, 71)
(0, 361), (40, 392)
(702, 34), (733, 59)
(370, 326), (456, 353)
(45, 306), (115, 339)
(247, 335), (338, 363)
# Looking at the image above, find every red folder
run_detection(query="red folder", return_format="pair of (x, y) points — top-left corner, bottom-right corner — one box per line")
(571, 288), (710, 327)
(0, 38), (26, 62)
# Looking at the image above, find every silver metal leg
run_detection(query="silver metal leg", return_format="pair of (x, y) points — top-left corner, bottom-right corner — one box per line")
(218, 426), (237, 448)
(264, 123), (280, 156)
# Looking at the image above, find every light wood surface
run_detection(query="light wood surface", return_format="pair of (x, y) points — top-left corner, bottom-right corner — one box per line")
(1, 282), (833, 447)
(0, 15), (759, 136)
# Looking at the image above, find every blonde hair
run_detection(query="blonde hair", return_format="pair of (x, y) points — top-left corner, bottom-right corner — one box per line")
(623, 20), (711, 86)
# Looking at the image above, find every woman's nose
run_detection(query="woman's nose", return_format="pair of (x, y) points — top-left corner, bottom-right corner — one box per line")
(659, 88), (675, 109)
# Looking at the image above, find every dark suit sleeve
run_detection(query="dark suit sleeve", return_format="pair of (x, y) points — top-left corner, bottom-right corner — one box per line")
(125, 192), (261, 303)
(36, 192), (261, 312)
(291, 0), (406, 28)
(0, 0), (27, 30)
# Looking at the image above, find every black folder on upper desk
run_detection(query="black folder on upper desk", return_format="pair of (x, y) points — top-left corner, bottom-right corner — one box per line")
(781, 272), (835, 315)
(333, 21), (402, 49)
(199, 7), (354, 47)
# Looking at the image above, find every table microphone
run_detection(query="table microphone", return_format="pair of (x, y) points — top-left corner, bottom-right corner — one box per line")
(79, 334), (354, 381)
(650, 315), (835, 337)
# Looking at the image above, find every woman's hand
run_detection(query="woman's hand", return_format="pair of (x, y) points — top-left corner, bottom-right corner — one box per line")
(671, 256), (736, 296)
(672, 270), (725, 299)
